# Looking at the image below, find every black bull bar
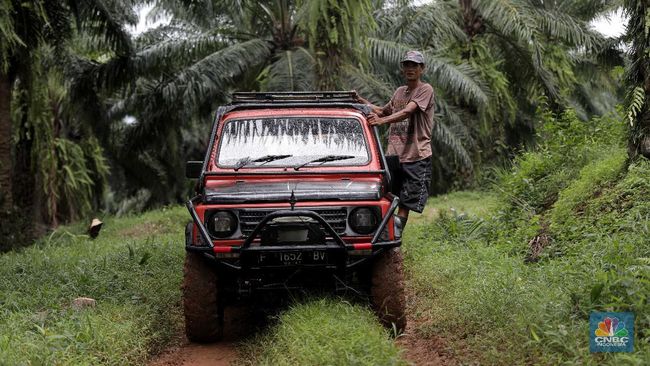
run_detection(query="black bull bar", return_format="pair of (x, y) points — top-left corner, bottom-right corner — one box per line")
(185, 196), (401, 271)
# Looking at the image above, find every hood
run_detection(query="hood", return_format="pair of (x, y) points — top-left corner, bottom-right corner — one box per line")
(204, 178), (381, 203)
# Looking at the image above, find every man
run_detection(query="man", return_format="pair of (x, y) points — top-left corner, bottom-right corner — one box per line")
(357, 50), (434, 229)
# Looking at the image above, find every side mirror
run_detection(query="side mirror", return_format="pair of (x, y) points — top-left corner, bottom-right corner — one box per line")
(186, 161), (203, 179)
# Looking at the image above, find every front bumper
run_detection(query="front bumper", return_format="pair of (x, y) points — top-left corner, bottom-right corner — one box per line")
(185, 196), (402, 272)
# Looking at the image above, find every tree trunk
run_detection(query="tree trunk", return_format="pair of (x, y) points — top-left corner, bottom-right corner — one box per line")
(633, 46), (650, 159)
(459, 0), (484, 40)
(13, 109), (36, 217)
(0, 73), (12, 211)
(627, 1), (650, 160)
(633, 103), (650, 160)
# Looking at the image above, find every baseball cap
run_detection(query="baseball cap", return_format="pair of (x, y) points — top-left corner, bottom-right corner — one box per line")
(401, 50), (425, 65)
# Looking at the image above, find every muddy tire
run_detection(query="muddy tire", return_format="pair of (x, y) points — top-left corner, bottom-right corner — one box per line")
(370, 247), (406, 333)
(183, 251), (222, 342)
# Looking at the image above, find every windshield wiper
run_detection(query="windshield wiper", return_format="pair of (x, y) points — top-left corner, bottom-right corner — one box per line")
(234, 154), (293, 171)
(293, 155), (356, 171)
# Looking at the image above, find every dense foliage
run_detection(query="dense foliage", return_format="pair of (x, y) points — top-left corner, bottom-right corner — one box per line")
(0, 208), (404, 365)
(0, 0), (137, 248)
(0, 207), (186, 364)
(404, 109), (649, 364)
(1, 1), (632, 248)
(1, 109), (646, 365)
(1, 2), (648, 364)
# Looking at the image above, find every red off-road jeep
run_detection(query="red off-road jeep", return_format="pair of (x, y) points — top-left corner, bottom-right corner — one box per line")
(184, 91), (406, 342)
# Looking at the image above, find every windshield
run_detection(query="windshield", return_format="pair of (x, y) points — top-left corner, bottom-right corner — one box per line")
(217, 117), (369, 168)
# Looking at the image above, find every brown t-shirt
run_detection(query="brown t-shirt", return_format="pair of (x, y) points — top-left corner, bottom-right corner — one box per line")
(383, 83), (435, 163)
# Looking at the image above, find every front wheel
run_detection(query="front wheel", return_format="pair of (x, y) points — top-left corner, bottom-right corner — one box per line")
(182, 251), (223, 342)
(370, 247), (407, 333)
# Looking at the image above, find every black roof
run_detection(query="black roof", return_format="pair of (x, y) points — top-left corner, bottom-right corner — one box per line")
(231, 91), (360, 104)
(220, 91), (371, 115)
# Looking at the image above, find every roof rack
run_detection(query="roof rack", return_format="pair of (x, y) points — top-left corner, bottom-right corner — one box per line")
(231, 91), (359, 104)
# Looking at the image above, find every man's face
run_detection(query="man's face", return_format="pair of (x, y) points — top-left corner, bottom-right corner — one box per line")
(401, 61), (424, 81)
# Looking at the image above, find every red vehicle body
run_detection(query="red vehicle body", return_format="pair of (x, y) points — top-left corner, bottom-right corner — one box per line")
(184, 92), (406, 341)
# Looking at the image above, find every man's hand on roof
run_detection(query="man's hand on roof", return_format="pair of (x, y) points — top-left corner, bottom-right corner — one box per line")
(367, 113), (384, 126)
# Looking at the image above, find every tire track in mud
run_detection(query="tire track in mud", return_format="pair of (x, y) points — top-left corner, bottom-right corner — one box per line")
(397, 329), (456, 366)
(395, 278), (458, 366)
(149, 306), (260, 366)
(149, 341), (238, 366)
(149, 313), (457, 366)
(150, 319), (456, 366)
(150, 271), (456, 365)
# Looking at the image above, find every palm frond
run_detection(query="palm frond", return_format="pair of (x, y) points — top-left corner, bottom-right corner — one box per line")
(533, 7), (604, 50)
(0, 1), (22, 69)
(473, 0), (537, 42)
(263, 48), (316, 91)
(112, 38), (273, 142)
(368, 38), (490, 108)
(551, 0), (619, 22)
(134, 31), (230, 76)
(426, 54), (491, 109)
(491, 31), (561, 101)
(69, 0), (136, 55)
(158, 38), (272, 108)
(590, 36), (625, 67)
(341, 65), (394, 104)
(149, 0), (242, 29)
(376, 2), (467, 48)
(432, 121), (473, 171)
(435, 98), (476, 148)
(134, 22), (201, 47)
(66, 52), (135, 94)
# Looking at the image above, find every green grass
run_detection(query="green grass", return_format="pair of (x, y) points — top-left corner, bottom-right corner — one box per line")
(404, 181), (649, 364)
(2, 108), (647, 365)
(411, 191), (499, 225)
(0, 206), (405, 365)
(0, 206), (187, 365)
(237, 299), (405, 366)
(401, 109), (649, 365)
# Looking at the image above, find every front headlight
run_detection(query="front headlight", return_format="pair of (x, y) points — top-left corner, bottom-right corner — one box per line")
(206, 210), (238, 238)
(348, 207), (380, 235)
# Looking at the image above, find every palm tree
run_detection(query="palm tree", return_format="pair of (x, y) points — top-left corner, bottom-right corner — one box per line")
(456, 0), (612, 116)
(123, 0), (609, 197)
(103, 0), (378, 205)
(624, 0), (650, 159)
(0, 0), (134, 213)
(348, 1), (492, 191)
(348, 0), (618, 192)
(100, 0), (622, 203)
(298, 0), (375, 89)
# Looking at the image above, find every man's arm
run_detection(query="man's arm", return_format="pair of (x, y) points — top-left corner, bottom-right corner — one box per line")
(355, 93), (391, 116)
(367, 101), (419, 126)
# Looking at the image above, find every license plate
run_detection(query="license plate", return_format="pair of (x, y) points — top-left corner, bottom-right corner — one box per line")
(257, 250), (328, 266)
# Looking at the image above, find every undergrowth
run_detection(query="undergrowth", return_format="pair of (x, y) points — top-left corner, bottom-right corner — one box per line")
(0, 207), (186, 365)
(404, 109), (649, 365)
(2, 107), (647, 365)
(0, 206), (404, 365)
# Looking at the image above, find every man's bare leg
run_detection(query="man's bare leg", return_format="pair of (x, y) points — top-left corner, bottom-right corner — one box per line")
(397, 207), (410, 219)
(396, 207), (410, 230)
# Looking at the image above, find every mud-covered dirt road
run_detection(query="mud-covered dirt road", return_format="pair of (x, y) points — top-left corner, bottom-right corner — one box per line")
(148, 305), (456, 366)
(150, 341), (238, 366)
(149, 306), (257, 366)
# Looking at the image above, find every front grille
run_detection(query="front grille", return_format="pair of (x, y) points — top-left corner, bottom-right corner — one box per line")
(239, 208), (348, 237)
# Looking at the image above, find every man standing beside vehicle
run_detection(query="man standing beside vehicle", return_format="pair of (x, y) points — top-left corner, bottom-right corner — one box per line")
(356, 50), (434, 229)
